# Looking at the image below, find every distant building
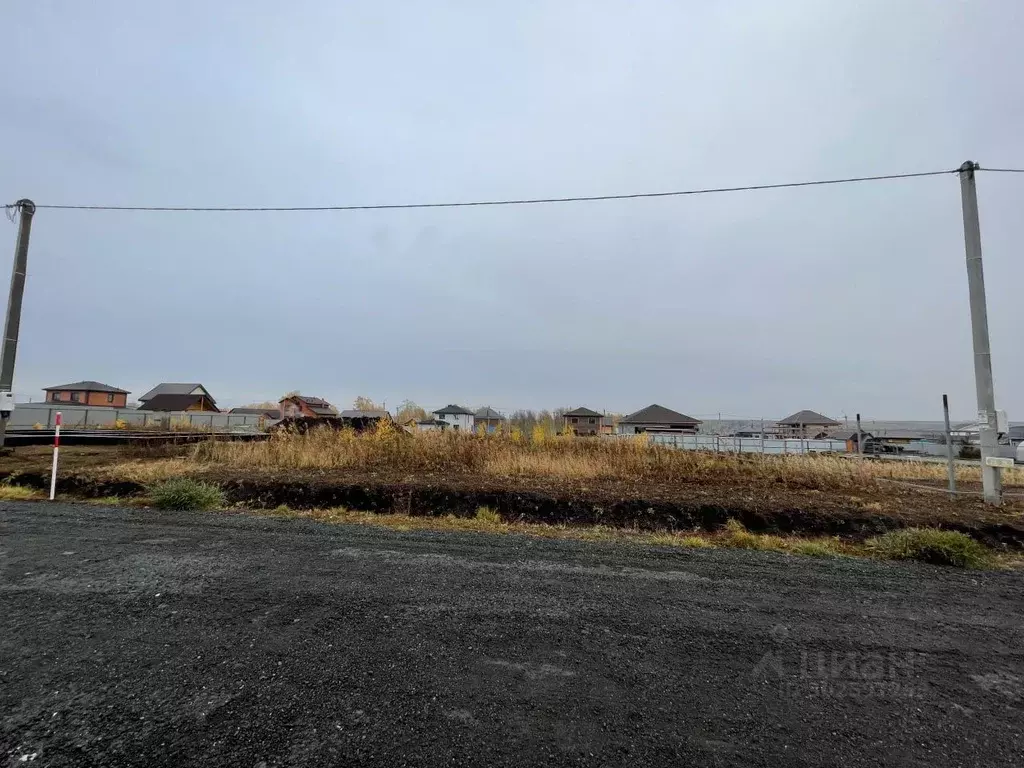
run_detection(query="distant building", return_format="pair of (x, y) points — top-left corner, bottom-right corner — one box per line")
(138, 393), (219, 412)
(831, 429), (875, 453)
(474, 407), (505, 434)
(279, 395), (336, 419)
(433, 405), (475, 432)
(139, 383), (217, 410)
(617, 404), (701, 435)
(776, 410), (839, 439)
(43, 381), (129, 408)
(411, 417), (449, 432)
(562, 407), (604, 436)
(600, 415), (615, 435)
(229, 407), (282, 420)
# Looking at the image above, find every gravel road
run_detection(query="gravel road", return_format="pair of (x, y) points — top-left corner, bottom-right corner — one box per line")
(2, 502), (1023, 767)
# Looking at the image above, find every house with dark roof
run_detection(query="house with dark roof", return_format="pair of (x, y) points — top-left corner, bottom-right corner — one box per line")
(777, 410), (839, 439)
(474, 407), (505, 434)
(139, 383), (217, 409)
(137, 393), (220, 412)
(562, 406), (604, 436)
(433, 404), (475, 432)
(617, 404), (702, 435)
(43, 381), (129, 408)
(279, 395), (336, 419)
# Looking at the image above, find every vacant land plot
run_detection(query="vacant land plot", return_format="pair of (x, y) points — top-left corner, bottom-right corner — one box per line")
(2, 432), (1023, 546)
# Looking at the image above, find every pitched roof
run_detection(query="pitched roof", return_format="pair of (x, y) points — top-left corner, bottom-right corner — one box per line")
(136, 393), (219, 412)
(281, 395), (335, 415)
(43, 380), (128, 394)
(475, 407), (504, 420)
(340, 409), (390, 419)
(139, 383), (213, 403)
(778, 410), (839, 426)
(563, 407), (603, 418)
(434, 404), (474, 416)
(620, 404), (701, 425)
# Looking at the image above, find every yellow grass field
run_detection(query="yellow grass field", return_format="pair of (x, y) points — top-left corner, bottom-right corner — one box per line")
(97, 425), (1024, 491)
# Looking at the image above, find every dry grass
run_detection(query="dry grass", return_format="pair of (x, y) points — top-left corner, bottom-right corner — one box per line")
(159, 425), (1024, 490)
(0, 485), (41, 501)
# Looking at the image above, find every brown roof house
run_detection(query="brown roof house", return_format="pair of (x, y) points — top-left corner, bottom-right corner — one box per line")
(617, 404), (701, 435)
(280, 394), (337, 419)
(777, 410), (839, 439)
(43, 380), (129, 408)
(562, 407), (604, 436)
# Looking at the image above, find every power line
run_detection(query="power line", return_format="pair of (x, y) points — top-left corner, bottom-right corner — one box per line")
(979, 167), (1024, 174)
(4, 167), (962, 214)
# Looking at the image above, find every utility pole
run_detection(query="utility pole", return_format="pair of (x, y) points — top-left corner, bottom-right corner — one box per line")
(942, 394), (956, 497)
(0, 200), (36, 449)
(958, 161), (1001, 504)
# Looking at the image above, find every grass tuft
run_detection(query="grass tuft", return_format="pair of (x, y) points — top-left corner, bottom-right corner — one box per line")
(149, 478), (225, 511)
(0, 485), (40, 501)
(789, 539), (843, 557)
(867, 528), (991, 569)
(475, 506), (502, 524)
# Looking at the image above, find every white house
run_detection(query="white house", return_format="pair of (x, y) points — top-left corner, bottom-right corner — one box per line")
(433, 404), (475, 432)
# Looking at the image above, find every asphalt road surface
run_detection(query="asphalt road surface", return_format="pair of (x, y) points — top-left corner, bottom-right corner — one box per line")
(2, 502), (1023, 767)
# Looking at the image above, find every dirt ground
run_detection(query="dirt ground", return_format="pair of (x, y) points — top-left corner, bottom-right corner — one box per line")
(4, 445), (1024, 546)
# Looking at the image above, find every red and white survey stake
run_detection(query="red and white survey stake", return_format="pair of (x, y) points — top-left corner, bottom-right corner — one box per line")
(49, 411), (62, 501)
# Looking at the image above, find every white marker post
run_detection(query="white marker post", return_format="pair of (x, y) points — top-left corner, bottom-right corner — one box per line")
(49, 411), (61, 501)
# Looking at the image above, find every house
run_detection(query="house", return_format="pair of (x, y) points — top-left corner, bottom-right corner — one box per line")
(140, 383), (217, 410)
(229, 407), (282, 420)
(562, 407), (604, 436)
(138, 393), (220, 412)
(474, 407), (506, 434)
(279, 395), (336, 419)
(616, 404), (702, 435)
(412, 417), (449, 432)
(43, 381), (129, 408)
(776, 410), (839, 439)
(600, 415), (615, 435)
(831, 429), (875, 453)
(433, 405), (475, 432)
(340, 409), (391, 430)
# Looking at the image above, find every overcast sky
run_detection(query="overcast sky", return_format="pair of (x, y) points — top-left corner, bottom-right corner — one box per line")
(2, 1), (1022, 420)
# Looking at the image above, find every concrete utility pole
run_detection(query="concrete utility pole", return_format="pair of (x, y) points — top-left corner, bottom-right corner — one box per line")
(957, 162), (1001, 504)
(0, 200), (36, 449)
(942, 394), (956, 497)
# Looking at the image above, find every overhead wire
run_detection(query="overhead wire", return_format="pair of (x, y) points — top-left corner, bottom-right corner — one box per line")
(3, 167), (969, 214)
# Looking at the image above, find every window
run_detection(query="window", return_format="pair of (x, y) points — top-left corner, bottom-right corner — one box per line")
(571, 417), (578, 424)
(107, 393), (115, 403)
(70, 392), (81, 402)
(589, 418), (596, 424)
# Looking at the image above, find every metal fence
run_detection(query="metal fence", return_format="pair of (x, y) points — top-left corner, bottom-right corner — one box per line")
(615, 432), (849, 455)
(9, 403), (266, 430)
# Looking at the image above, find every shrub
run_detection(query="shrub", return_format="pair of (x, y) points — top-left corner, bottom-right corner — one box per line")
(867, 528), (990, 568)
(150, 478), (225, 511)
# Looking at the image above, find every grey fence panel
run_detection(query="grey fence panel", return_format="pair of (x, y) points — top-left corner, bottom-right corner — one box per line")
(634, 433), (848, 455)
(8, 403), (266, 430)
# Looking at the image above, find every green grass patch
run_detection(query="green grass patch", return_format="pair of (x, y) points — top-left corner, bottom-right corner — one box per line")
(149, 478), (225, 511)
(0, 485), (40, 501)
(789, 539), (843, 558)
(867, 528), (991, 568)
(475, 506), (502, 524)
